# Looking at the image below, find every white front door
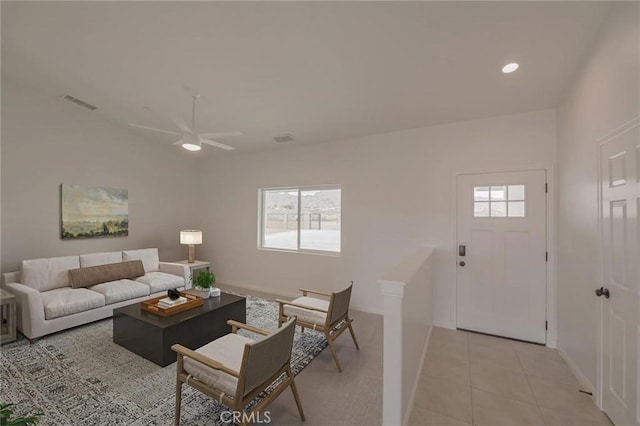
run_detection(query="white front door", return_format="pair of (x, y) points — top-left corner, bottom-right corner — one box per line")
(456, 170), (547, 343)
(599, 120), (639, 426)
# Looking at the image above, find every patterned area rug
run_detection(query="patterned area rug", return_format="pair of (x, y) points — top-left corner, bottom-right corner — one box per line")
(0, 295), (327, 425)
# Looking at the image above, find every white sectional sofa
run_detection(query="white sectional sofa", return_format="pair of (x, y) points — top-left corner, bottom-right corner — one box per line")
(1, 248), (190, 340)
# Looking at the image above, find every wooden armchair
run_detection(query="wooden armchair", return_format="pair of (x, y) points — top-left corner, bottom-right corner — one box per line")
(171, 318), (304, 426)
(277, 281), (359, 372)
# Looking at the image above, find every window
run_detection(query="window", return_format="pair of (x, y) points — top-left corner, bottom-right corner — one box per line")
(474, 184), (525, 218)
(260, 186), (341, 253)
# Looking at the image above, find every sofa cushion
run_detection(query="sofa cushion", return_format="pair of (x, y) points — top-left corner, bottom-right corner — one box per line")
(136, 272), (183, 293)
(79, 251), (122, 267)
(184, 333), (254, 397)
(89, 279), (150, 305)
(22, 256), (80, 292)
(282, 296), (329, 326)
(69, 260), (145, 289)
(123, 248), (159, 272)
(41, 287), (105, 320)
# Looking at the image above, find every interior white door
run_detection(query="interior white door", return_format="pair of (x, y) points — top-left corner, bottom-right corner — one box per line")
(456, 170), (547, 343)
(599, 120), (639, 426)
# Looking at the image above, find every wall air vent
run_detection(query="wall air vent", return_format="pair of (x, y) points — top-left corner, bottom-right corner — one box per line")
(63, 95), (97, 111)
(273, 134), (295, 143)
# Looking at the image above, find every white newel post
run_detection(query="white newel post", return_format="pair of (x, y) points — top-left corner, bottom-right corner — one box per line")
(379, 279), (405, 426)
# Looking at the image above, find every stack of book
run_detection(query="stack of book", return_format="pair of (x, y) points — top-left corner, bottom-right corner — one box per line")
(158, 296), (187, 308)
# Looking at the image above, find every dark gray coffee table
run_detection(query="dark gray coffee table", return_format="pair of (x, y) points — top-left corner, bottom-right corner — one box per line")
(113, 292), (246, 367)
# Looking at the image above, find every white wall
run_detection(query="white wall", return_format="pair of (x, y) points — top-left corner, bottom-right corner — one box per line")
(556, 2), (640, 392)
(1, 78), (199, 272)
(197, 109), (556, 319)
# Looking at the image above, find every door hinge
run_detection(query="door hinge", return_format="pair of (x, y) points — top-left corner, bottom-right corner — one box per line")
(545, 183), (548, 193)
(546, 252), (548, 262)
(545, 321), (548, 331)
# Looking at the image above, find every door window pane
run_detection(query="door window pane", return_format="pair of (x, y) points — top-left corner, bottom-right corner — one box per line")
(474, 202), (490, 217)
(262, 190), (298, 250)
(490, 186), (507, 201)
(474, 187), (490, 201)
(508, 185), (525, 200)
(508, 201), (525, 217)
(491, 201), (507, 217)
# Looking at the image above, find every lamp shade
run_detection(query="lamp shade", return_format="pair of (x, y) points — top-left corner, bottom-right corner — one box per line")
(180, 230), (202, 245)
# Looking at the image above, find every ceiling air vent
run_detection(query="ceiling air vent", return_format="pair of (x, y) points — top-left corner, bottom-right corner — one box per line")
(63, 95), (97, 111)
(273, 134), (295, 143)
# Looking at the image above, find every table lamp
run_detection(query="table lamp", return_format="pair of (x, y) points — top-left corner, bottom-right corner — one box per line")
(180, 230), (202, 263)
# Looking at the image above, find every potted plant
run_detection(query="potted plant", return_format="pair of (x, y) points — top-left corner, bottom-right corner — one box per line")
(191, 271), (217, 299)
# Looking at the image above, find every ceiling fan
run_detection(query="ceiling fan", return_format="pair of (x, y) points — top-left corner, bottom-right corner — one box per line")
(128, 94), (241, 152)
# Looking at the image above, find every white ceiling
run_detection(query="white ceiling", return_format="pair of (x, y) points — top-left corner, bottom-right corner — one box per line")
(2, 1), (610, 154)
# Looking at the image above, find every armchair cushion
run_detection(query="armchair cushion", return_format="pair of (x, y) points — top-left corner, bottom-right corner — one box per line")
(282, 296), (329, 325)
(184, 333), (254, 397)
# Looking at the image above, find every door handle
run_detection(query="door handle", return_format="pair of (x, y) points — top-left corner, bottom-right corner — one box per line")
(459, 261), (466, 267)
(595, 287), (610, 299)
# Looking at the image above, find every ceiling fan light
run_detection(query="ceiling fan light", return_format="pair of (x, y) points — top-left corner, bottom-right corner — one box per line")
(182, 143), (201, 151)
(502, 62), (519, 73)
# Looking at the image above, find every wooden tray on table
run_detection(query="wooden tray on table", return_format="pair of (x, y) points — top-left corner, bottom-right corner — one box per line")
(141, 292), (204, 317)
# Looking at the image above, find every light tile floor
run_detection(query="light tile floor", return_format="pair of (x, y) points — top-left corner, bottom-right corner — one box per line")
(410, 327), (613, 426)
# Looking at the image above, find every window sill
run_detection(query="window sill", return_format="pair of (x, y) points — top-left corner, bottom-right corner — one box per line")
(257, 247), (341, 257)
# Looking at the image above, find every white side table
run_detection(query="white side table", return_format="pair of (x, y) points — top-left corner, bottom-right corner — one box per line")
(0, 288), (17, 344)
(174, 260), (211, 289)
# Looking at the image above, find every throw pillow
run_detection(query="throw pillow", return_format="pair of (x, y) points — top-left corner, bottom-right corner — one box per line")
(69, 260), (145, 289)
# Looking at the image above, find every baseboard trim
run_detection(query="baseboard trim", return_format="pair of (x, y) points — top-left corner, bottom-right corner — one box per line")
(218, 279), (383, 315)
(546, 334), (557, 349)
(557, 347), (597, 401)
(217, 279), (299, 300)
(403, 325), (432, 426)
(350, 304), (383, 316)
(433, 320), (456, 330)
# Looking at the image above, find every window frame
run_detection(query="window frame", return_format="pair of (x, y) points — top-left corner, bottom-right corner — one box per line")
(258, 184), (341, 255)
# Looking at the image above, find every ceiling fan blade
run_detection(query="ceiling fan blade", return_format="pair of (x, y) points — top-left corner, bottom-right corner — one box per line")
(172, 139), (186, 146)
(128, 123), (181, 136)
(166, 114), (193, 134)
(142, 104), (193, 134)
(199, 131), (243, 139)
(201, 138), (235, 151)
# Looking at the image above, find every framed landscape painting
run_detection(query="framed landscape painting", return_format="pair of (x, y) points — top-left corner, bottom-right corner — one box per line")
(61, 184), (128, 239)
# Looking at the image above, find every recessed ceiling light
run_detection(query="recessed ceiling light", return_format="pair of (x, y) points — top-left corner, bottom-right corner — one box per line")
(502, 63), (519, 74)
